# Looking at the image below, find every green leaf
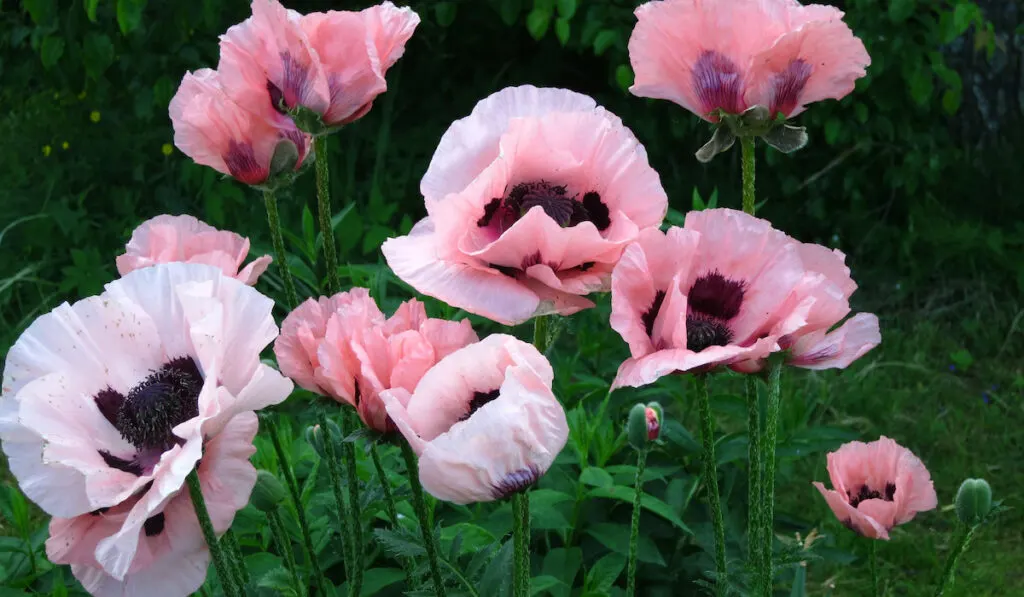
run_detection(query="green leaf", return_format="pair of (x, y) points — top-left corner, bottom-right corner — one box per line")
(555, 17), (570, 46)
(257, 568), (298, 596)
(85, 0), (101, 22)
(556, 0), (576, 18)
(116, 0), (148, 35)
(592, 30), (618, 56)
(942, 88), (962, 115)
(585, 552), (626, 592)
(585, 523), (666, 566)
(615, 64), (633, 92)
(434, 2), (457, 27)
(824, 118), (842, 146)
(82, 33), (115, 80)
(541, 547), (582, 597)
(359, 568), (404, 596)
(789, 564), (807, 597)
(587, 486), (692, 535)
(531, 575), (567, 596)
(41, 36), (65, 69)
(372, 527), (426, 559)
(478, 540), (514, 597)
(580, 467), (613, 488)
(526, 8), (551, 41)
(23, 0), (57, 26)
(441, 522), (496, 556)
(907, 69), (934, 106)
(888, 0), (915, 23)
(529, 488), (574, 531)
(953, 2), (977, 36)
(499, 0), (522, 26)
(949, 348), (973, 371)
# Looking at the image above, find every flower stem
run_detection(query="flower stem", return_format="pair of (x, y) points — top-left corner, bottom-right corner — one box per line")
(317, 410), (353, 585)
(222, 528), (250, 589)
(626, 447), (648, 597)
(533, 315), (550, 354)
(741, 137), (756, 215)
(401, 440), (446, 597)
(263, 188), (299, 308)
(340, 410), (364, 597)
(186, 470), (241, 597)
(870, 540), (880, 597)
(370, 442), (399, 526)
(696, 375), (727, 596)
(935, 525), (977, 596)
(746, 376), (762, 589)
(760, 360), (783, 597)
(268, 508), (306, 597)
(264, 416), (327, 596)
(512, 491), (532, 597)
(313, 135), (341, 294)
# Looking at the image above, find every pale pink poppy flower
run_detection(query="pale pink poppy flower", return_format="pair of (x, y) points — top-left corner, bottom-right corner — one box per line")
(610, 209), (878, 388)
(116, 214), (272, 285)
(813, 436), (937, 539)
(169, 67), (310, 185)
(381, 334), (568, 504)
(300, 2), (420, 126)
(628, 0), (870, 120)
(382, 85), (668, 325)
(0, 263), (293, 591)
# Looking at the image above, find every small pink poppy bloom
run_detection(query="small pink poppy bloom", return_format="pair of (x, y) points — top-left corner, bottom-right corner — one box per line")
(300, 2), (420, 126)
(381, 334), (568, 504)
(274, 289), (477, 432)
(610, 209), (878, 388)
(382, 85), (668, 325)
(628, 0), (870, 120)
(169, 67), (310, 185)
(116, 214), (272, 285)
(813, 436), (937, 539)
(0, 263), (293, 594)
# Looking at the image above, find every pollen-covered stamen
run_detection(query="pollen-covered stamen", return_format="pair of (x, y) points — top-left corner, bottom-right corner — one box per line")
(458, 389), (500, 422)
(95, 388), (125, 429)
(642, 290), (667, 339)
(493, 466), (540, 499)
(848, 482), (897, 508)
(685, 315), (733, 352)
(688, 271), (745, 320)
(769, 58), (813, 117)
(116, 357), (203, 451)
(477, 182), (610, 232)
(692, 50), (743, 116)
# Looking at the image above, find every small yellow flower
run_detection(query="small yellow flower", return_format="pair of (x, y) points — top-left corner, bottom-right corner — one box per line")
(161, 143), (173, 157)
(42, 145), (52, 157)
(90, 110), (101, 123)
(62, 141), (70, 150)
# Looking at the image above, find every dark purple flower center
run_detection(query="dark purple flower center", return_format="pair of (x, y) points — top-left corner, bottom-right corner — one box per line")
(642, 290), (667, 338)
(644, 271), (746, 352)
(458, 389), (500, 422)
(769, 58), (813, 117)
(692, 50), (743, 116)
(493, 466), (540, 499)
(848, 482), (897, 508)
(477, 182), (611, 233)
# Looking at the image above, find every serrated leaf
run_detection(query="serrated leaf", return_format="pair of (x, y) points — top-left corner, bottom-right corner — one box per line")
(478, 539), (513, 597)
(116, 0), (147, 35)
(373, 527), (426, 559)
(257, 567), (299, 595)
(587, 486), (692, 535)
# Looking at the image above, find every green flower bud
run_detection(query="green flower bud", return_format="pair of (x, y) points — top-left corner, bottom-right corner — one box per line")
(627, 402), (662, 450)
(304, 419), (342, 459)
(955, 478), (992, 525)
(251, 470), (287, 512)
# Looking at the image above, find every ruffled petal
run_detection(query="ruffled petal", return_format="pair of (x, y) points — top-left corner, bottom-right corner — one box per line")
(789, 313), (880, 369)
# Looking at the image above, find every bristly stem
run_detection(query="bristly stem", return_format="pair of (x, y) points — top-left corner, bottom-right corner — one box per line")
(263, 188), (299, 308)
(186, 470), (241, 597)
(264, 416), (327, 596)
(222, 528), (250, 589)
(401, 440), (447, 597)
(760, 360), (783, 597)
(696, 375), (728, 596)
(370, 442), (399, 526)
(267, 508), (306, 597)
(746, 376), (762, 590)
(870, 540), (880, 597)
(533, 315), (550, 354)
(626, 447), (648, 597)
(339, 410), (364, 597)
(313, 135), (341, 294)
(935, 525), (976, 596)
(741, 137), (756, 215)
(316, 410), (352, 586)
(512, 491), (532, 597)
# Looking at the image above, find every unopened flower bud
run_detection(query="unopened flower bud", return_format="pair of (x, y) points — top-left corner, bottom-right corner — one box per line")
(628, 402), (662, 450)
(955, 478), (992, 525)
(251, 470), (287, 512)
(645, 402), (663, 441)
(305, 419), (342, 459)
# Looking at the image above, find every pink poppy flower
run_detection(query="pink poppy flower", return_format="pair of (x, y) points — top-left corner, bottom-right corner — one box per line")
(0, 263), (293, 593)
(610, 209), (878, 388)
(274, 289), (477, 432)
(813, 436), (937, 539)
(628, 0), (870, 120)
(300, 2), (420, 126)
(116, 214), (272, 285)
(169, 67), (310, 185)
(382, 85), (668, 325)
(381, 334), (568, 504)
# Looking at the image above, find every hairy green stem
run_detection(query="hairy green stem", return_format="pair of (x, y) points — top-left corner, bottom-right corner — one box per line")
(340, 410), (364, 597)
(313, 135), (341, 294)
(741, 137), (756, 215)
(935, 525), (976, 596)
(268, 509), (305, 597)
(512, 492), (532, 597)
(317, 410), (353, 585)
(870, 540), (879, 597)
(533, 315), (550, 354)
(265, 417), (327, 596)
(222, 528), (250, 588)
(627, 447), (648, 597)
(746, 376), (762, 588)
(696, 376), (727, 596)
(441, 556), (481, 597)
(760, 361), (783, 597)
(186, 470), (241, 597)
(401, 440), (446, 597)
(370, 443), (399, 526)
(263, 188), (299, 308)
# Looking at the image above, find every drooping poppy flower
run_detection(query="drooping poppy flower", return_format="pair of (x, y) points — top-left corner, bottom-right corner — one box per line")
(169, 68), (310, 185)
(273, 289), (477, 432)
(813, 436), (937, 539)
(610, 209), (878, 388)
(382, 85), (668, 325)
(381, 334), (568, 504)
(116, 214), (272, 285)
(628, 0), (870, 121)
(0, 263), (293, 595)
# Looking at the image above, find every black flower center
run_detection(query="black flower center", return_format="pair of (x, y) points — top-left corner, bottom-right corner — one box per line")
(685, 315), (734, 353)
(477, 181), (611, 233)
(848, 483), (897, 508)
(459, 389), (500, 422)
(688, 271), (745, 320)
(493, 466), (540, 499)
